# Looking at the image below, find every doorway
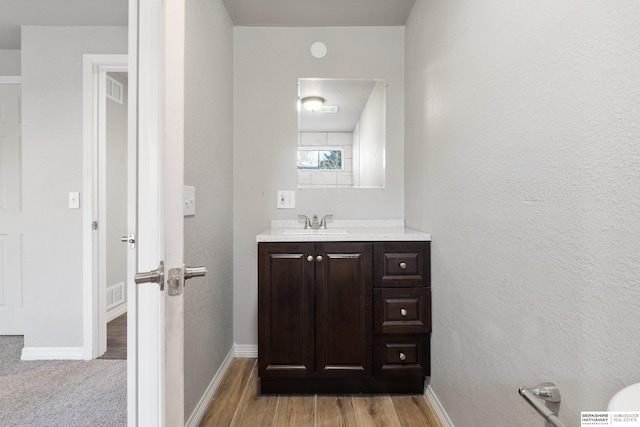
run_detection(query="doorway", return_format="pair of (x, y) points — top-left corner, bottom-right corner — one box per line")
(82, 55), (129, 360)
(98, 71), (129, 359)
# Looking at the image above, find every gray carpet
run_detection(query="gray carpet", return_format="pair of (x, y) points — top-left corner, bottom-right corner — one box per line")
(0, 336), (126, 426)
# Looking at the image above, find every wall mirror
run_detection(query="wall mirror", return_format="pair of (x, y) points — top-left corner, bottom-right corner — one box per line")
(297, 78), (386, 189)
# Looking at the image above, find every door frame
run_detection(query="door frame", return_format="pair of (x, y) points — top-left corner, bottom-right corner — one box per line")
(82, 54), (129, 360)
(0, 77), (20, 84)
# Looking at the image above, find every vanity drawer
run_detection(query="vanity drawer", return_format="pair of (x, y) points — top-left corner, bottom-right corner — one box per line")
(374, 335), (430, 377)
(374, 242), (430, 288)
(374, 288), (431, 334)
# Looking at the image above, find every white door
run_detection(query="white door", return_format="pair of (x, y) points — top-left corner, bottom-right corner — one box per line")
(0, 82), (23, 335)
(128, 0), (188, 425)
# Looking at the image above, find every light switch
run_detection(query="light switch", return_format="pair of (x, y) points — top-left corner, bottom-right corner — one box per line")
(184, 186), (195, 216)
(277, 191), (295, 209)
(69, 192), (80, 209)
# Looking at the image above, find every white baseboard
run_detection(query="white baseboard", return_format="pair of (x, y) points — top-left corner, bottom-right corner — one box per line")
(425, 385), (454, 427)
(185, 345), (236, 427)
(106, 302), (127, 323)
(21, 347), (85, 361)
(234, 344), (258, 358)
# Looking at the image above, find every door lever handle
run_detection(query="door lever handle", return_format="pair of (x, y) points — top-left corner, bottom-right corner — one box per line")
(166, 265), (208, 296)
(184, 266), (208, 280)
(135, 261), (164, 290)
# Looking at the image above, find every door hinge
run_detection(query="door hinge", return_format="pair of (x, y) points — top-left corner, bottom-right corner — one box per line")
(92, 221), (98, 230)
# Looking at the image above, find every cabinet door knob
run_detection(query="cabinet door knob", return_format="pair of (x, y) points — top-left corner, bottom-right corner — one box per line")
(399, 352), (407, 361)
(400, 308), (408, 317)
(316, 255), (323, 262)
(399, 262), (407, 270)
(307, 255), (314, 262)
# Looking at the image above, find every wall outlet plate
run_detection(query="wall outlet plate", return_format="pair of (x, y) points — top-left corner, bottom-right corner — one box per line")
(277, 191), (295, 209)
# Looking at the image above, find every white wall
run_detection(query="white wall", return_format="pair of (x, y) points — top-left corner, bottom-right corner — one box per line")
(358, 80), (385, 188)
(233, 26), (405, 347)
(184, 0), (234, 421)
(405, 1), (640, 425)
(106, 73), (128, 311)
(0, 50), (21, 75)
(21, 26), (127, 349)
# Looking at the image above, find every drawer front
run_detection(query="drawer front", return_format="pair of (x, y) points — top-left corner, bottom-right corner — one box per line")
(374, 335), (430, 377)
(374, 288), (431, 334)
(374, 242), (430, 287)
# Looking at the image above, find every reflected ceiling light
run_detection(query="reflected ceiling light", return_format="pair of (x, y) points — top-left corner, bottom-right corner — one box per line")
(301, 96), (325, 112)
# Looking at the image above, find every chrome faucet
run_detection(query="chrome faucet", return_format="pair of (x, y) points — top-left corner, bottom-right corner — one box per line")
(319, 214), (333, 229)
(298, 215), (312, 229)
(298, 214), (333, 229)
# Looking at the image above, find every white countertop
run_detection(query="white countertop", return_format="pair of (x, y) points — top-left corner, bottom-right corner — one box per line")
(256, 219), (431, 243)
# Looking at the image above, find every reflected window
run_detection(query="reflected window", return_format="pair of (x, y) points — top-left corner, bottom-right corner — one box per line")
(297, 149), (343, 170)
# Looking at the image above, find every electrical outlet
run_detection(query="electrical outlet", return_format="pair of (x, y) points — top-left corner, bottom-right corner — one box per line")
(277, 191), (295, 209)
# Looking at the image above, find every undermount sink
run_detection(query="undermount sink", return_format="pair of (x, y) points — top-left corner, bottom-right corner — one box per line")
(281, 228), (349, 235)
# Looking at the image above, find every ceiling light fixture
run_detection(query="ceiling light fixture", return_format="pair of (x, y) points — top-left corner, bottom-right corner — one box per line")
(301, 96), (325, 112)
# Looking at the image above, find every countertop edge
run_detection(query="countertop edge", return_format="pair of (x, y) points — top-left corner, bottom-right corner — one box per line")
(256, 228), (432, 243)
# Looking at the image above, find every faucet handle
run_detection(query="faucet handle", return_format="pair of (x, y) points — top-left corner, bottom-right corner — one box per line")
(298, 215), (311, 229)
(320, 214), (333, 229)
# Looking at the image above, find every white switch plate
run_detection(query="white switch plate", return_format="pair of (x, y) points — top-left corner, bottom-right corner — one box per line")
(69, 192), (80, 209)
(184, 186), (195, 216)
(277, 190), (295, 209)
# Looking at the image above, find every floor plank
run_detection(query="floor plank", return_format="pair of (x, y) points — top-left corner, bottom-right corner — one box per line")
(98, 312), (127, 360)
(229, 366), (278, 427)
(391, 395), (443, 427)
(272, 395), (315, 426)
(315, 395), (357, 427)
(199, 359), (445, 427)
(200, 358), (255, 427)
(351, 395), (401, 427)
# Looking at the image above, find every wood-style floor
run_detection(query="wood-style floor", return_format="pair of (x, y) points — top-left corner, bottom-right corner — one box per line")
(199, 359), (443, 427)
(98, 312), (127, 360)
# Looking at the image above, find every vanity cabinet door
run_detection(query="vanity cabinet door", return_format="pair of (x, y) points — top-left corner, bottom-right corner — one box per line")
(315, 242), (373, 378)
(258, 243), (315, 378)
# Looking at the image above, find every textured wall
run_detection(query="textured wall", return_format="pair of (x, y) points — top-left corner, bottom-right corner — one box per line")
(21, 26), (127, 348)
(184, 0), (234, 420)
(233, 26), (405, 347)
(405, 1), (640, 425)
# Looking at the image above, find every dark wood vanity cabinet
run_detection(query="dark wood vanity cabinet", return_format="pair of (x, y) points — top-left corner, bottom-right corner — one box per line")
(258, 240), (430, 394)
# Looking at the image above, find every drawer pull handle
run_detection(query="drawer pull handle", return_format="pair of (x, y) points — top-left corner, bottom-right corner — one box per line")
(316, 255), (323, 262)
(400, 308), (408, 317)
(399, 262), (407, 270)
(399, 352), (407, 361)
(307, 255), (314, 262)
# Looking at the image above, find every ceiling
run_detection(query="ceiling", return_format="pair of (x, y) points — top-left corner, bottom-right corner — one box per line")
(222, 0), (416, 27)
(299, 79), (377, 133)
(1, 0), (415, 50)
(0, 0), (128, 49)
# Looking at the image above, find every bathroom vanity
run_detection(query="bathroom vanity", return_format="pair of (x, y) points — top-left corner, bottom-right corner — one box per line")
(256, 221), (431, 394)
